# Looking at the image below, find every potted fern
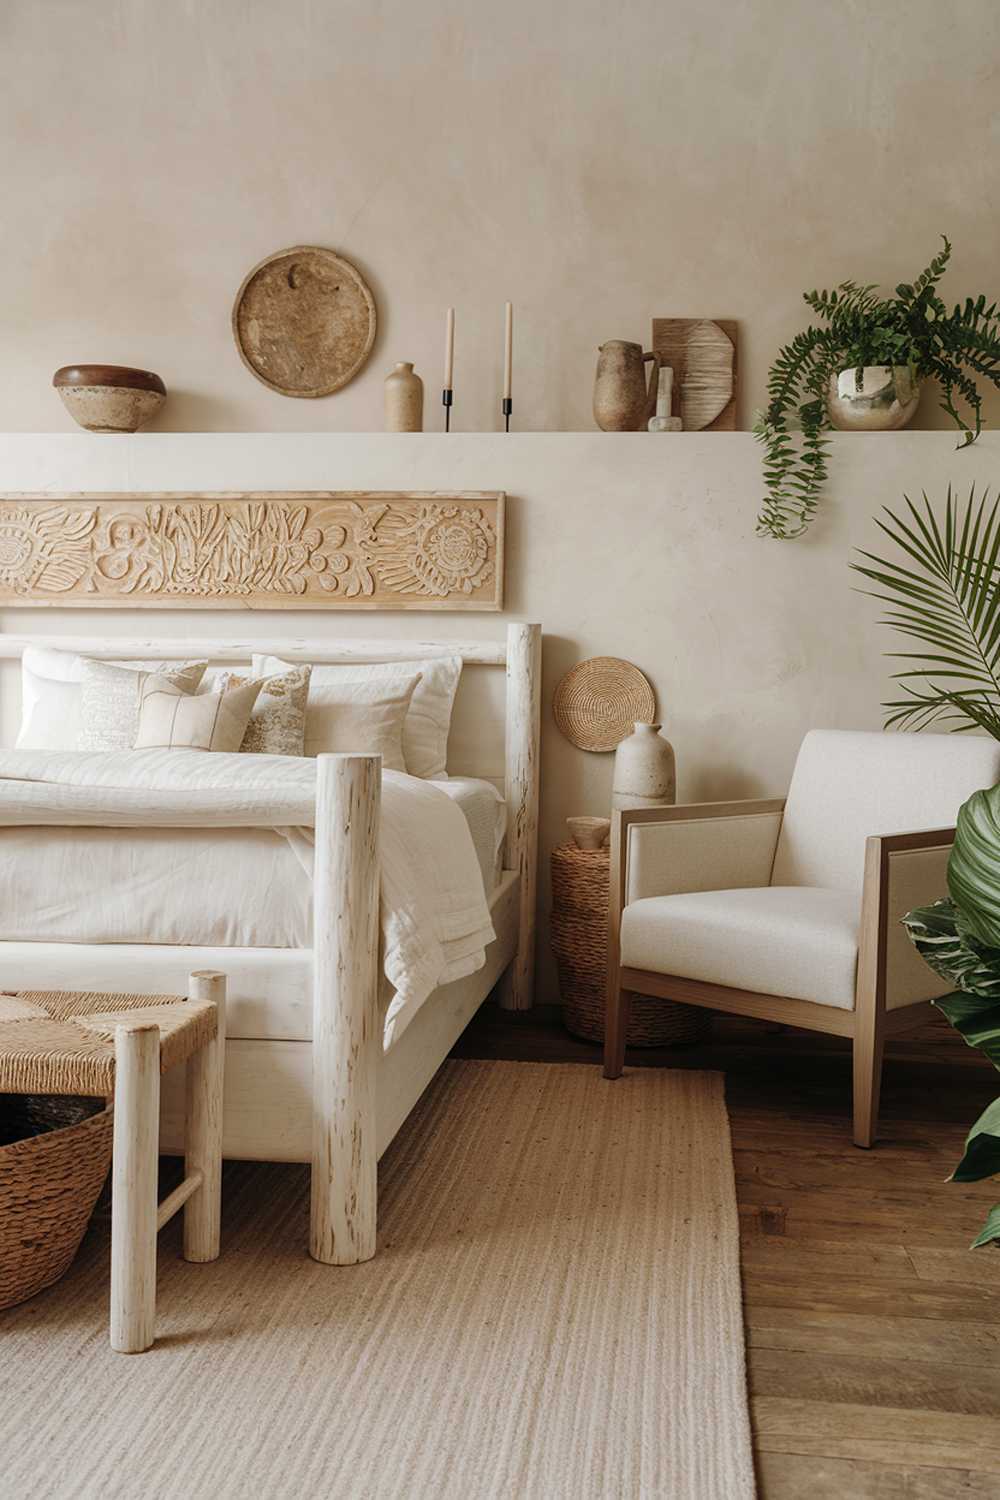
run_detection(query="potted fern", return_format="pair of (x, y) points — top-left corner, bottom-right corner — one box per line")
(756, 238), (1000, 541)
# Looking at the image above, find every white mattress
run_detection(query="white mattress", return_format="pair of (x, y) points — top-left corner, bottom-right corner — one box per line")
(0, 777), (506, 949)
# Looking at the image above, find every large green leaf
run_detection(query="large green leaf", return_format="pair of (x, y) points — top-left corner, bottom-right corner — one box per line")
(952, 1097), (1000, 1181)
(902, 898), (1000, 996)
(971, 1202), (1000, 1249)
(934, 990), (1000, 1070)
(948, 784), (1000, 946)
(850, 486), (1000, 735)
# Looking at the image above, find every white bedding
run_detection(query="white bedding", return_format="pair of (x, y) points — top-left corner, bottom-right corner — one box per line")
(0, 750), (500, 1044)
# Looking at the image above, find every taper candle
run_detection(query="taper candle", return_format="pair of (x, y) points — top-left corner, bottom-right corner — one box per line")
(444, 307), (455, 389)
(503, 302), (513, 400)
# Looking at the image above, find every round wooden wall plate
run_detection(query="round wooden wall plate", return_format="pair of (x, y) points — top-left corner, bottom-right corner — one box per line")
(553, 657), (656, 752)
(232, 245), (377, 398)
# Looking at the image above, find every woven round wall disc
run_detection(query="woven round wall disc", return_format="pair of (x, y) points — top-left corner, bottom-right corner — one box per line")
(552, 657), (656, 752)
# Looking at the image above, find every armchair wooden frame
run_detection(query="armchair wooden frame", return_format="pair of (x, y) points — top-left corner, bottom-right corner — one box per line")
(603, 799), (955, 1147)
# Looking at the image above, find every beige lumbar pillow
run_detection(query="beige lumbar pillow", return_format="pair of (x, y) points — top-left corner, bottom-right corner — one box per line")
(216, 662), (311, 755)
(78, 659), (208, 751)
(134, 674), (263, 752)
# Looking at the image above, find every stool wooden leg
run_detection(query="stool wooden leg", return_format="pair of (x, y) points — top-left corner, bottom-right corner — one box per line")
(183, 970), (226, 1263)
(111, 1022), (160, 1354)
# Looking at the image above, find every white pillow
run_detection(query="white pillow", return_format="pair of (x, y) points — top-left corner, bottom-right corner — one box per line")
(135, 674), (263, 752)
(254, 654), (462, 778)
(79, 659), (208, 751)
(254, 656), (421, 770)
(16, 646), (208, 751)
(17, 646), (87, 750)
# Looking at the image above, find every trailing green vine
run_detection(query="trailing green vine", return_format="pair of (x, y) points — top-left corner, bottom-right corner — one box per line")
(756, 238), (1000, 540)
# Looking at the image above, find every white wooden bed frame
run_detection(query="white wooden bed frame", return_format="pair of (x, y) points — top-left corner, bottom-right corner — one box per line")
(0, 622), (541, 1265)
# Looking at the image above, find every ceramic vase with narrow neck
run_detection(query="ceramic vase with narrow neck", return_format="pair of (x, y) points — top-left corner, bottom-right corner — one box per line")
(384, 362), (424, 432)
(612, 722), (676, 810)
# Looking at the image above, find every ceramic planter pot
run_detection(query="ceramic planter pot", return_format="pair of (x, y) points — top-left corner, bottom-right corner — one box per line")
(52, 365), (166, 433)
(827, 365), (920, 432)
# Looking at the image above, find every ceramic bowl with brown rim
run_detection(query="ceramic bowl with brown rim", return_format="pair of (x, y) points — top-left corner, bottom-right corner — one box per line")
(52, 365), (166, 433)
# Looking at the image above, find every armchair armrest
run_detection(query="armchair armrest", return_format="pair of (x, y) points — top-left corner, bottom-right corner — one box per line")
(609, 798), (786, 919)
(859, 827), (956, 1016)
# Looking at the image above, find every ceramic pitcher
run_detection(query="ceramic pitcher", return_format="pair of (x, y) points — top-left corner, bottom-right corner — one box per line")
(593, 341), (661, 431)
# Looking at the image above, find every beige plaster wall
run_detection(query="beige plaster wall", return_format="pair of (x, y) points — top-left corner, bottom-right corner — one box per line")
(4, 0), (1000, 434)
(1, 430), (996, 1000)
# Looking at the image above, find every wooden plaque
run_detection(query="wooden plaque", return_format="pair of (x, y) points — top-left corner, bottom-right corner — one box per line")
(650, 318), (738, 430)
(0, 492), (504, 611)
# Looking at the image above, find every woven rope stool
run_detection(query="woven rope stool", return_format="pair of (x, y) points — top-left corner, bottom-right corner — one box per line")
(0, 970), (226, 1354)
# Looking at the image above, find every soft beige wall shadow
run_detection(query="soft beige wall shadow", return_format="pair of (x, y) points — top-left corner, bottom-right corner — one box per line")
(4, 0), (1000, 435)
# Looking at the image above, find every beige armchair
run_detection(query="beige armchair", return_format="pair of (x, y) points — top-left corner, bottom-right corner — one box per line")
(604, 730), (1000, 1146)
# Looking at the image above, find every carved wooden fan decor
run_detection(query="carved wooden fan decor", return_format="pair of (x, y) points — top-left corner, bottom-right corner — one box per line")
(553, 657), (655, 752)
(0, 492), (504, 611)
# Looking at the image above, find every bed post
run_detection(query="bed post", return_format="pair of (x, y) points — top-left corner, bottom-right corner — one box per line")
(499, 621), (541, 1010)
(310, 752), (381, 1266)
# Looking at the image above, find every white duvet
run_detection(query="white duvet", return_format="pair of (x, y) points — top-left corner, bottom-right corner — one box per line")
(0, 749), (496, 1044)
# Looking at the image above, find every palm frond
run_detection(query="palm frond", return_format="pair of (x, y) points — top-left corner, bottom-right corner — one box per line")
(850, 485), (1000, 740)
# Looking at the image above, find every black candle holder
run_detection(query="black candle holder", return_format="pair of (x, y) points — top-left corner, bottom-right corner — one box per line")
(502, 397), (512, 433)
(442, 388), (453, 433)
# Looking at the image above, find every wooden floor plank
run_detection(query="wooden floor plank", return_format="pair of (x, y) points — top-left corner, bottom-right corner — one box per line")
(756, 1452), (1000, 1498)
(749, 1346), (1000, 1415)
(747, 1305), (1000, 1367)
(752, 1399), (1000, 1475)
(745, 1274), (1000, 1321)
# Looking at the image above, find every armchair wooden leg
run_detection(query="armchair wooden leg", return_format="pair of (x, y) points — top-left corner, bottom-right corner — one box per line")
(852, 1025), (884, 1149)
(603, 984), (631, 1079)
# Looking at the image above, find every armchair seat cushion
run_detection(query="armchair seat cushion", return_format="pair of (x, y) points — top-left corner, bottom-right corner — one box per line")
(620, 886), (860, 1010)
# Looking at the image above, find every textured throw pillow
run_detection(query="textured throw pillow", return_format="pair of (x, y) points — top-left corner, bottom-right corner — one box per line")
(216, 663), (311, 755)
(255, 654), (460, 777)
(134, 674), (263, 752)
(78, 659), (208, 751)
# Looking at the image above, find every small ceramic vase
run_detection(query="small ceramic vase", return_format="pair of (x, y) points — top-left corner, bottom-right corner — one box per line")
(612, 722), (676, 810)
(566, 816), (611, 851)
(384, 362), (424, 432)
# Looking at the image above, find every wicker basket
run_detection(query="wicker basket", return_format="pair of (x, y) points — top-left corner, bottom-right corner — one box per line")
(0, 1095), (114, 1311)
(550, 842), (711, 1047)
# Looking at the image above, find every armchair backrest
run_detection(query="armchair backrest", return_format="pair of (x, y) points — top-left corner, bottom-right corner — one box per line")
(770, 729), (1000, 892)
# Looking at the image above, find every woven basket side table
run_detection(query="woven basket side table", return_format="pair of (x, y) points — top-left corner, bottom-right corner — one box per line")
(0, 971), (226, 1352)
(550, 843), (710, 1046)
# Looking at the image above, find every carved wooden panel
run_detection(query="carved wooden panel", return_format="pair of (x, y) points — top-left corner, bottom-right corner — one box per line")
(0, 492), (504, 611)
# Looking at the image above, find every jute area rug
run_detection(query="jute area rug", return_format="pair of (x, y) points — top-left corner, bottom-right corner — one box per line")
(1, 1060), (755, 1500)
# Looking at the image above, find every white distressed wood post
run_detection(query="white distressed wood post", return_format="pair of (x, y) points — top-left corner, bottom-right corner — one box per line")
(110, 1022), (161, 1354)
(499, 621), (541, 1010)
(183, 969), (227, 1262)
(310, 752), (381, 1266)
